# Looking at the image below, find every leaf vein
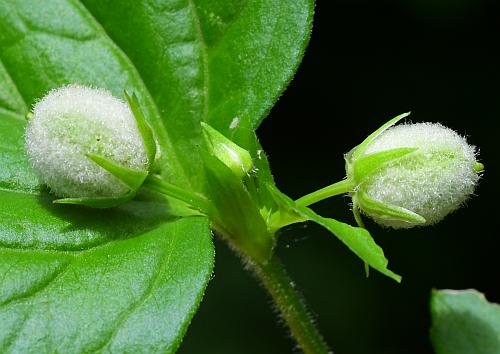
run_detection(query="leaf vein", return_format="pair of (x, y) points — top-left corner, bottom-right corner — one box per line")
(0, 237), (130, 255)
(0, 260), (73, 308)
(205, 0), (249, 53)
(187, 0), (209, 121)
(92, 231), (180, 352)
(0, 57), (28, 112)
(1, 306), (30, 351)
(22, 19), (97, 42)
(75, 0), (195, 188)
(0, 107), (25, 121)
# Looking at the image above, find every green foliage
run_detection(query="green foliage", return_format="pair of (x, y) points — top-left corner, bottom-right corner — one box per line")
(0, 0), (313, 351)
(267, 185), (401, 282)
(0, 218), (213, 353)
(431, 289), (500, 354)
(202, 152), (274, 263)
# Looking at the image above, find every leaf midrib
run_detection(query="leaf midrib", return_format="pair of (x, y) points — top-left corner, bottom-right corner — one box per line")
(72, 0), (199, 188)
(187, 0), (209, 122)
(0, 47), (28, 113)
(0, 259), (72, 308)
(92, 230), (180, 352)
(0, 224), (170, 255)
(0, 108), (24, 121)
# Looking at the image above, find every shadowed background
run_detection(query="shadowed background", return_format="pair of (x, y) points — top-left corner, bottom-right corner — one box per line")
(179, 0), (500, 353)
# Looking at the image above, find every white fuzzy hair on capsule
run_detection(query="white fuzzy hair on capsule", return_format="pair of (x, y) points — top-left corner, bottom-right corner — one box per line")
(25, 84), (148, 198)
(360, 123), (479, 228)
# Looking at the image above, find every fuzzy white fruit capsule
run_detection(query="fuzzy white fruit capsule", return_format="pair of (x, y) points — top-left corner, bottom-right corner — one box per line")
(347, 115), (482, 229)
(25, 85), (149, 199)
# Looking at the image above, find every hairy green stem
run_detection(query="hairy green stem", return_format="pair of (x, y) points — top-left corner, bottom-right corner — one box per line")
(250, 254), (330, 354)
(145, 175), (330, 353)
(215, 222), (330, 354)
(295, 178), (355, 207)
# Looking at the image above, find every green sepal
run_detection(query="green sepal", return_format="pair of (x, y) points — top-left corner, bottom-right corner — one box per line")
(53, 191), (135, 208)
(86, 153), (148, 191)
(201, 122), (253, 179)
(352, 112), (411, 160)
(266, 184), (401, 282)
(352, 147), (418, 181)
(124, 91), (157, 166)
(355, 190), (426, 225)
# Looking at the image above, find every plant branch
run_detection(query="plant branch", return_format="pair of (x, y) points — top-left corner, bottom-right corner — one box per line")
(142, 174), (212, 215)
(295, 179), (355, 207)
(151, 166), (332, 353)
(250, 253), (330, 354)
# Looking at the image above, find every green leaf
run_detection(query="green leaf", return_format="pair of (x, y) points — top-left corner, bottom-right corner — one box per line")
(0, 113), (39, 193)
(0, 0), (314, 351)
(431, 289), (500, 354)
(78, 0), (314, 192)
(0, 217), (214, 353)
(267, 184), (401, 282)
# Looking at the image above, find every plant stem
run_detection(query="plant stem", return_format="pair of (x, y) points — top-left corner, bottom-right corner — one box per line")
(145, 174), (331, 352)
(250, 254), (330, 354)
(295, 178), (355, 207)
(142, 174), (212, 215)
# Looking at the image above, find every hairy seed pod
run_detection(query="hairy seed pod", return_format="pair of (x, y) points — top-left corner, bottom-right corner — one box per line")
(25, 85), (149, 199)
(347, 118), (482, 229)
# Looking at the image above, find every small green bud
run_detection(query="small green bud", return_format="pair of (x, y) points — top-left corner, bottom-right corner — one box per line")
(201, 122), (253, 178)
(346, 116), (482, 229)
(25, 85), (151, 202)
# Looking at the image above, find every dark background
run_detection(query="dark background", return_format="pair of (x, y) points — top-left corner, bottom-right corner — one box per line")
(179, 0), (500, 353)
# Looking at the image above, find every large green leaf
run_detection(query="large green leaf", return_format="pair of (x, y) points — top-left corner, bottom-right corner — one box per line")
(0, 218), (213, 353)
(430, 289), (500, 354)
(0, 0), (313, 351)
(79, 0), (313, 188)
